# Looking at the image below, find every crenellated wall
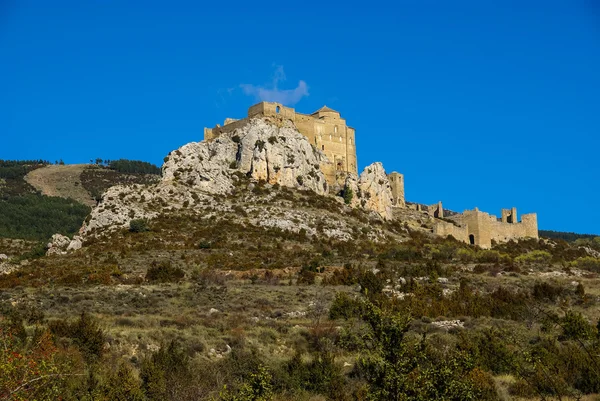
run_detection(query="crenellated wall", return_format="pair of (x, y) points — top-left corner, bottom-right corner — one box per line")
(437, 207), (538, 248)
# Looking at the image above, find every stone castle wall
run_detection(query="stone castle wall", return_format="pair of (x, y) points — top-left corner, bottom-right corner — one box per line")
(205, 102), (357, 186)
(439, 208), (538, 248)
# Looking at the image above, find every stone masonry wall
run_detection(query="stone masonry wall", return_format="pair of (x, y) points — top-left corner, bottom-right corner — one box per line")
(439, 208), (539, 248)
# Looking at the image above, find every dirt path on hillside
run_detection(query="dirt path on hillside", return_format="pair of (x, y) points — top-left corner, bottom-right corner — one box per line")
(25, 164), (96, 207)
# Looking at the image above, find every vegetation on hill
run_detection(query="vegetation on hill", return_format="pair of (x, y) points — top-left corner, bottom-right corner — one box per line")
(1, 178), (600, 400)
(0, 159), (162, 241)
(81, 165), (161, 203)
(540, 229), (598, 242)
(108, 159), (162, 175)
(0, 194), (90, 241)
(0, 159), (49, 197)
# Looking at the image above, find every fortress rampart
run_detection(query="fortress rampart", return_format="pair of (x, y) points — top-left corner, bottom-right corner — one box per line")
(434, 207), (538, 248)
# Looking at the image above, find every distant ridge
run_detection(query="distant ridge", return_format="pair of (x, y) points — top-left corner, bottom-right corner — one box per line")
(539, 230), (598, 242)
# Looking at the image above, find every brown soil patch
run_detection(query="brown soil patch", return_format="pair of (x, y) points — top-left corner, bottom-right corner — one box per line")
(24, 164), (95, 206)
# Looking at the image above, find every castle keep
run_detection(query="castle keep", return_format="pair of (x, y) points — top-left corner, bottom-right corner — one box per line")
(204, 101), (538, 247)
(204, 102), (358, 185)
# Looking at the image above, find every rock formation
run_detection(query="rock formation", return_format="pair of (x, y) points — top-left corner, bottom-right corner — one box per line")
(162, 118), (329, 195)
(81, 117), (332, 236)
(46, 233), (84, 255)
(344, 162), (394, 220)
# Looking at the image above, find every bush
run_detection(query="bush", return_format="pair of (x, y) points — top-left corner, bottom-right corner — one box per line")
(342, 187), (353, 205)
(48, 312), (105, 363)
(475, 250), (503, 263)
(141, 341), (191, 401)
(572, 256), (600, 272)
(146, 260), (185, 283)
(515, 250), (552, 265)
(532, 281), (563, 302)
(560, 310), (596, 340)
(129, 218), (150, 233)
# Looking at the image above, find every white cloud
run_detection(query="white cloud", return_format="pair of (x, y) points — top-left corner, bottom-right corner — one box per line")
(240, 66), (309, 106)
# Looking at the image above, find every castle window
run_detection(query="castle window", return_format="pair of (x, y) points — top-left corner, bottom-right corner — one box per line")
(322, 145), (325, 150)
(276, 106), (280, 114)
(329, 134), (332, 140)
(339, 136), (342, 142)
(334, 126), (338, 133)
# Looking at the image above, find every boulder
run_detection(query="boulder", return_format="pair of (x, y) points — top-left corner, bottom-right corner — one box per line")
(67, 236), (83, 251)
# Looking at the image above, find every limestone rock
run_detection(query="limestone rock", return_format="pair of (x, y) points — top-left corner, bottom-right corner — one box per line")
(0, 254), (7, 261)
(82, 117), (331, 236)
(344, 162), (394, 220)
(46, 233), (71, 255)
(67, 236), (83, 251)
(162, 118), (329, 195)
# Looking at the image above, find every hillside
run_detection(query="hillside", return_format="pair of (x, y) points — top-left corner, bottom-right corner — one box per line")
(0, 160), (160, 244)
(1, 119), (600, 400)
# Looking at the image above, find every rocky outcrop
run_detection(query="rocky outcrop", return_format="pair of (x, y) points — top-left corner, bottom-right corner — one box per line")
(162, 118), (329, 195)
(46, 233), (84, 255)
(46, 234), (71, 255)
(344, 162), (394, 220)
(81, 117), (331, 236)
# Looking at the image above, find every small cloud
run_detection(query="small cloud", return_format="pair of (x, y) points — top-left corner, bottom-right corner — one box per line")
(240, 66), (309, 106)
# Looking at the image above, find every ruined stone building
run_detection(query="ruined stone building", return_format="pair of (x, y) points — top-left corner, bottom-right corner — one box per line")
(433, 207), (538, 248)
(204, 102), (358, 185)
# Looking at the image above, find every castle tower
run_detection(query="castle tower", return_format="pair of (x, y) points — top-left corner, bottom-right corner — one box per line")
(388, 172), (405, 207)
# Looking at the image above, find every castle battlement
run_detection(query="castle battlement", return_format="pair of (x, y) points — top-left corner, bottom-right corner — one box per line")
(204, 101), (358, 185)
(434, 207), (538, 248)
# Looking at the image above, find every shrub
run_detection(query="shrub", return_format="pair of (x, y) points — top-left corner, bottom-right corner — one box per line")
(218, 364), (273, 401)
(129, 218), (150, 233)
(48, 312), (105, 363)
(572, 256), (600, 272)
(255, 140), (266, 152)
(146, 260), (185, 283)
(342, 187), (353, 205)
(532, 281), (563, 302)
(141, 341), (191, 400)
(560, 310), (596, 340)
(456, 248), (475, 263)
(515, 250), (552, 265)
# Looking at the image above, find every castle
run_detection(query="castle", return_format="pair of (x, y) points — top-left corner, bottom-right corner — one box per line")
(205, 101), (538, 248)
(204, 102), (358, 185)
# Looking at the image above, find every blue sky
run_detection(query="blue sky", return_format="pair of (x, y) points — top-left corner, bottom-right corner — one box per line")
(1, 1), (599, 234)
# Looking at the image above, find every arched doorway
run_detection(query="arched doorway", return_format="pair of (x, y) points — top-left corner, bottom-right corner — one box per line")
(469, 234), (475, 245)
